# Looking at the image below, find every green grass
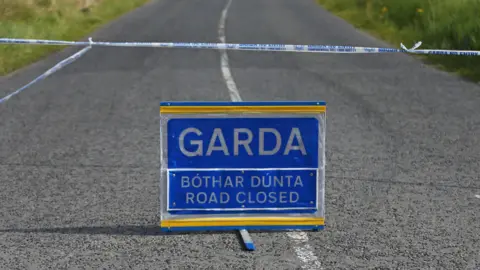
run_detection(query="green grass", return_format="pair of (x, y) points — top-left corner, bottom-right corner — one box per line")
(0, 0), (150, 75)
(317, 0), (480, 82)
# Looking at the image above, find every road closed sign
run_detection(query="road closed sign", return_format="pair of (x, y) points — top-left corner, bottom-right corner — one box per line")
(159, 101), (326, 232)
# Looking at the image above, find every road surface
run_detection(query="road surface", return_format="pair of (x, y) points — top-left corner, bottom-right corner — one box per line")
(1, 0), (479, 269)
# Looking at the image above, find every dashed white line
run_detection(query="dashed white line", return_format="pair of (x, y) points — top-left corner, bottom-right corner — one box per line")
(218, 0), (242, 102)
(217, 1), (322, 269)
(475, 194), (480, 199)
(287, 232), (323, 270)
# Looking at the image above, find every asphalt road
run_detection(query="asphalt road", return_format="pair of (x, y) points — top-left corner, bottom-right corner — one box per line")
(1, 0), (479, 269)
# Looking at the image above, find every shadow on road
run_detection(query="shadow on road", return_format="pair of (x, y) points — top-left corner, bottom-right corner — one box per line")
(0, 225), (238, 236)
(0, 225), (250, 249)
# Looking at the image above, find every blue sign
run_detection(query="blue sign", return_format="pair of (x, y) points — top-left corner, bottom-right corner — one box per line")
(166, 117), (320, 215)
(167, 118), (319, 169)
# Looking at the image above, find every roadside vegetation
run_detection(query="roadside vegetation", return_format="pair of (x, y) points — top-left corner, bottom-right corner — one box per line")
(317, 0), (480, 82)
(0, 0), (150, 75)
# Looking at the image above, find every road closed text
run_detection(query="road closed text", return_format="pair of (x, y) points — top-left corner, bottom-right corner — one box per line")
(184, 190), (300, 205)
(168, 169), (317, 210)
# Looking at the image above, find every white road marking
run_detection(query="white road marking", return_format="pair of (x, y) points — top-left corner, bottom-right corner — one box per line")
(475, 194), (480, 199)
(218, 0), (242, 102)
(217, 1), (322, 269)
(287, 232), (323, 270)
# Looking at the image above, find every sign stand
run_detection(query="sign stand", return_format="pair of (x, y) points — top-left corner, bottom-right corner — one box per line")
(159, 101), (326, 251)
(239, 229), (255, 251)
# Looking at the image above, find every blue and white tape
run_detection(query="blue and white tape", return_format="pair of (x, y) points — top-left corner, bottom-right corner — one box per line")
(2, 38), (480, 56)
(0, 40), (93, 105)
(1, 38), (479, 105)
(0, 37), (404, 53)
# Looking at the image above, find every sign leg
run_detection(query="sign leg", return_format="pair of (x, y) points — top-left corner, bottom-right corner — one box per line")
(239, 229), (255, 251)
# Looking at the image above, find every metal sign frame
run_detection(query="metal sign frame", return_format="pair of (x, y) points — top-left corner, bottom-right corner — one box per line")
(159, 101), (326, 235)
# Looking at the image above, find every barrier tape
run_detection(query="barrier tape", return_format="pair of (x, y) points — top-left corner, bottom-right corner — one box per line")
(0, 37), (407, 53)
(2, 38), (480, 56)
(1, 37), (479, 104)
(0, 39), (93, 105)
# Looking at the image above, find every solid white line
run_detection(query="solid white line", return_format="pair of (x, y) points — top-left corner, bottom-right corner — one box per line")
(217, 1), (322, 269)
(218, 0), (242, 102)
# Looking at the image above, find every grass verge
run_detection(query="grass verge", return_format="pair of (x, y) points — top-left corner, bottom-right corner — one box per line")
(316, 0), (480, 82)
(0, 0), (150, 75)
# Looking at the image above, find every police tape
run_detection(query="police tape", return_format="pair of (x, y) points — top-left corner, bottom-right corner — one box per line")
(1, 37), (407, 53)
(2, 38), (480, 56)
(1, 38), (479, 105)
(0, 40), (93, 105)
